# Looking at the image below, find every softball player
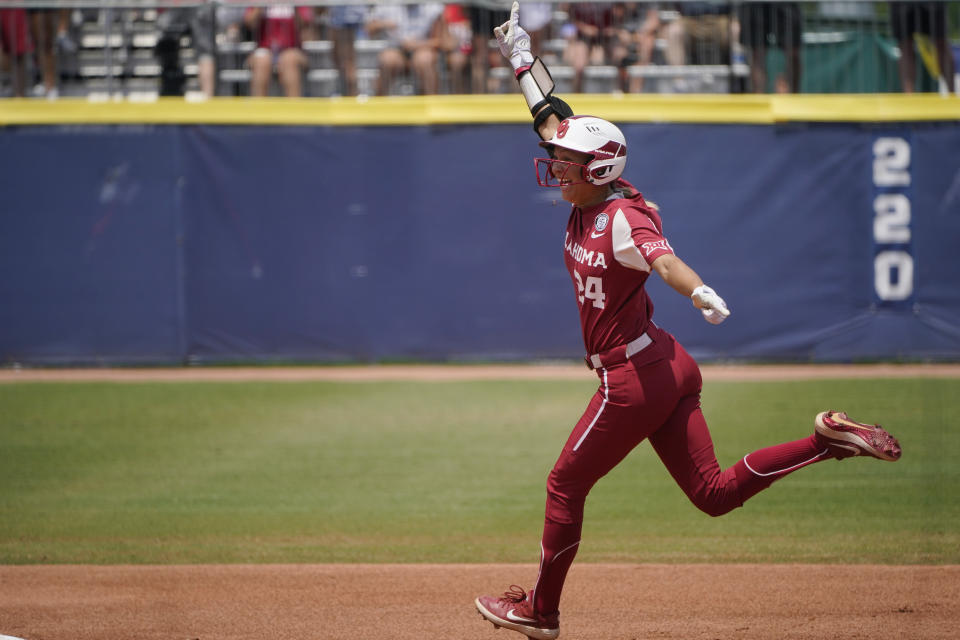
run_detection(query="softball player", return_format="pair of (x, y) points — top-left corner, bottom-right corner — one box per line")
(474, 5), (903, 639)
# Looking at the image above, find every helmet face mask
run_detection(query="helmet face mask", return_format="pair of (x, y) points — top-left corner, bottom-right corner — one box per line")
(536, 116), (627, 187)
(535, 157), (590, 187)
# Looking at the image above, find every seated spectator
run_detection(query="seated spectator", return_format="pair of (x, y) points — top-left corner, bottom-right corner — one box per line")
(662, 1), (731, 92)
(245, 5), (314, 97)
(365, 3), (447, 96)
(628, 5), (665, 92)
(442, 4), (473, 94)
(889, 1), (956, 93)
(608, 2), (659, 93)
(1, 8), (32, 97)
(665, 2), (730, 66)
(28, 8), (72, 99)
(562, 2), (634, 93)
(463, 1), (551, 94)
(156, 4), (221, 97)
(326, 4), (366, 96)
(735, 1), (802, 93)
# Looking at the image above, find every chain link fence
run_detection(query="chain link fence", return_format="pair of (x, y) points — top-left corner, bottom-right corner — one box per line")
(1, 1), (956, 99)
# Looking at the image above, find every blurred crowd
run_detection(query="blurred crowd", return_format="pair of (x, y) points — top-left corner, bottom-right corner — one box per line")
(0, 2), (956, 98)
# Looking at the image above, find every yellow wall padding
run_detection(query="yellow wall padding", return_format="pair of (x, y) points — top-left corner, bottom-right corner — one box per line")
(1, 93), (958, 127)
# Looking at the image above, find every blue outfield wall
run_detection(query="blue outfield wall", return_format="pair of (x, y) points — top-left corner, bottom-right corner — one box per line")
(1, 121), (958, 364)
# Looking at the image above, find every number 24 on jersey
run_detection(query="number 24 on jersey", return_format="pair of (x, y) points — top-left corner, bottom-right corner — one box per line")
(574, 270), (606, 309)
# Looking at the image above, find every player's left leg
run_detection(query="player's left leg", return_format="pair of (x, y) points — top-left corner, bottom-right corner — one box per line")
(652, 395), (842, 513)
(650, 397), (902, 516)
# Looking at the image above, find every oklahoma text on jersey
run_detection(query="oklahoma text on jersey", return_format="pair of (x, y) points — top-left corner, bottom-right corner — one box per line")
(564, 232), (608, 269)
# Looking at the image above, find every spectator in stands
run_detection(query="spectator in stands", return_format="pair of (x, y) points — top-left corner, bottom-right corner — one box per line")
(0, 7), (32, 97)
(562, 2), (634, 93)
(889, 2), (956, 93)
(219, 5), (246, 43)
(443, 4), (473, 94)
(245, 5), (314, 97)
(464, 1), (551, 93)
(365, 3), (448, 95)
(609, 3), (660, 93)
(156, 4), (218, 97)
(663, 1), (731, 91)
(27, 8), (72, 99)
(326, 4), (366, 96)
(735, 2), (802, 93)
(465, 2), (509, 93)
(520, 2), (553, 54)
(665, 2), (731, 65)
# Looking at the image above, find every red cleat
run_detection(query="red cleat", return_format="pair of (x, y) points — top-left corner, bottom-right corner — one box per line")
(815, 411), (902, 461)
(475, 585), (560, 639)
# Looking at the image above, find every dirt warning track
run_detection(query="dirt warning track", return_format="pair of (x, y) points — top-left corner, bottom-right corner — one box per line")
(0, 563), (957, 640)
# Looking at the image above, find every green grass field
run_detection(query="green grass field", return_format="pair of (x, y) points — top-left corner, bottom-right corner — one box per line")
(1, 377), (956, 565)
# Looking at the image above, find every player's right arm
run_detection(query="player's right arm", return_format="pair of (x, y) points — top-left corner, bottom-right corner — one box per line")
(494, 2), (571, 142)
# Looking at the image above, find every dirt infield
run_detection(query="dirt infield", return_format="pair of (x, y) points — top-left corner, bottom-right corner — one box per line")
(3, 364), (958, 639)
(1, 563), (957, 640)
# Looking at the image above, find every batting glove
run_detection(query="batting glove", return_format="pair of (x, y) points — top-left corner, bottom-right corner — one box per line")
(494, 1), (534, 76)
(691, 284), (731, 325)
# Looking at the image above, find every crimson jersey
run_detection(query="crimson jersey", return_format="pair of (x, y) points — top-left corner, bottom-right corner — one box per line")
(562, 178), (674, 355)
(247, 5), (312, 52)
(0, 9), (33, 56)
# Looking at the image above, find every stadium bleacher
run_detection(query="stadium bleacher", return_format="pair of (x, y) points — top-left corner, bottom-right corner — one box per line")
(3, 2), (953, 99)
(12, 4), (733, 99)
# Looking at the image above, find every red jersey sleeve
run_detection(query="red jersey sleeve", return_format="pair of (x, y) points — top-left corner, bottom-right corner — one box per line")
(632, 221), (674, 265)
(610, 205), (674, 272)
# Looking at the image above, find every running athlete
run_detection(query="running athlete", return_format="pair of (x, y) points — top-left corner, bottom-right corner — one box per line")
(474, 4), (902, 639)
